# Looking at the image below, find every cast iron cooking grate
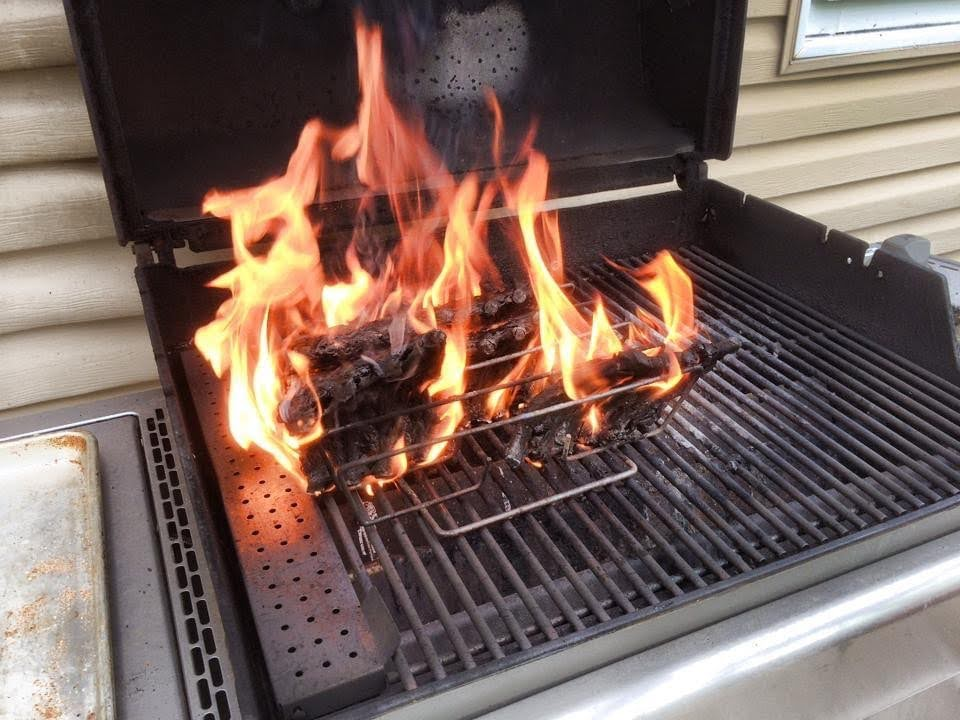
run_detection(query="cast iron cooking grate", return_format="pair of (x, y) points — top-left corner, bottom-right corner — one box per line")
(184, 248), (960, 717)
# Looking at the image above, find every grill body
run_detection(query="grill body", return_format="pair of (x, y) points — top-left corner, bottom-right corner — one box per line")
(58, 0), (960, 715)
(136, 183), (960, 719)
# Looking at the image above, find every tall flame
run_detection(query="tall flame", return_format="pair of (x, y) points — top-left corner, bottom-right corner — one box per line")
(194, 121), (326, 474)
(631, 251), (696, 352)
(508, 150), (624, 401)
(620, 251), (698, 398)
(194, 13), (698, 487)
(495, 151), (698, 422)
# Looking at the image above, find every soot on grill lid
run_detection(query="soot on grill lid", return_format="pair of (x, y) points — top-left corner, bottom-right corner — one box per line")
(64, 0), (746, 250)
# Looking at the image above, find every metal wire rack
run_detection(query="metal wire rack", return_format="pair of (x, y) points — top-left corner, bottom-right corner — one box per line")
(311, 260), (722, 535)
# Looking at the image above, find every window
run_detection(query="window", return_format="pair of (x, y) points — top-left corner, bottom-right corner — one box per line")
(782, 0), (960, 73)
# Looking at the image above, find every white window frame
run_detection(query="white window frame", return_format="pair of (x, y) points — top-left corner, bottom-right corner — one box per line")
(782, 0), (960, 74)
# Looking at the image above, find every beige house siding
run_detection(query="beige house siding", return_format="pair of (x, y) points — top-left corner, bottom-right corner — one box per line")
(0, 0), (959, 414)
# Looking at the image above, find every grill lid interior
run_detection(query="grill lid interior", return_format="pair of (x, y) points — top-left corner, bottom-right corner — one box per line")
(64, 0), (746, 248)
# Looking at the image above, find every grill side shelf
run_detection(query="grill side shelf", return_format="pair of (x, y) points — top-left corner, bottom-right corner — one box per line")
(182, 351), (399, 720)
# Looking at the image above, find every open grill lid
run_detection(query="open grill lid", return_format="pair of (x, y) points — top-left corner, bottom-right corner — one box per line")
(64, 0), (746, 250)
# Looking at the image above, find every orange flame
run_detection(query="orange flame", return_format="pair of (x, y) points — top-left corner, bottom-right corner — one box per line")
(627, 251), (697, 397)
(504, 150), (625, 402)
(194, 120), (326, 476)
(194, 14), (698, 488)
(631, 251), (696, 352)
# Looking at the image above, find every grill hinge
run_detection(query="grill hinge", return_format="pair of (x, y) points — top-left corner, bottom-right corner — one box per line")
(675, 156), (708, 190)
(132, 240), (175, 266)
(132, 225), (181, 266)
(132, 241), (156, 266)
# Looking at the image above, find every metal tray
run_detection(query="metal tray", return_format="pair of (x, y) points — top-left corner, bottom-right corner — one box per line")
(0, 430), (114, 720)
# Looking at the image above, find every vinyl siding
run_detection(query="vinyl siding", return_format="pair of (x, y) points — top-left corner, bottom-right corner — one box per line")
(0, 0), (958, 414)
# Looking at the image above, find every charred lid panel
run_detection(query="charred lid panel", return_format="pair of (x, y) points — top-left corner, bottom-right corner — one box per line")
(64, 0), (745, 246)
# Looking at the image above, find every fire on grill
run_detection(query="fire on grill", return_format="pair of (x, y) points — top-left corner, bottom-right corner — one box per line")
(193, 14), (732, 492)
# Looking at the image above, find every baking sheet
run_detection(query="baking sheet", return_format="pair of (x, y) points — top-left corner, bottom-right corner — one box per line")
(0, 431), (113, 720)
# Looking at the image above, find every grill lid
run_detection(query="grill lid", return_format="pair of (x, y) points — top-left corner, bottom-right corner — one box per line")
(64, 0), (746, 249)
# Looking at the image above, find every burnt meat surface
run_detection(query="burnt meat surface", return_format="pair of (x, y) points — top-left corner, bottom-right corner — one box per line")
(279, 286), (734, 487)
(504, 339), (738, 466)
(281, 328), (446, 490)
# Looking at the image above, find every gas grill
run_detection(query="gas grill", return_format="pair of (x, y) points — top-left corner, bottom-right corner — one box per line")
(61, 1), (960, 718)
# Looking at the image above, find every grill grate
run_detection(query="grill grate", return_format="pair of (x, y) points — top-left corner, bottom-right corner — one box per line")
(183, 248), (960, 713)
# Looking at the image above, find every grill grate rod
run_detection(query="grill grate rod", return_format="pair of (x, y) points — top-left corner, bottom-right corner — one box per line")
(503, 458), (639, 615)
(589, 478), (708, 589)
(550, 444), (733, 581)
(695, 376), (893, 521)
(600, 261), (951, 511)
(673, 255), (960, 483)
(581, 265), (869, 535)
(684, 248), (960, 415)
(381, 489), (506, 662)
(416, 473), (538, 650)
(446, 443), (619, 622)
(337, 442), (609, 681)
(342, 492), (450, 680)
(430, 464), (565, 640)
(652, 425), (810, 549)
(456, 441), (592, 630)
(683, 249), (960, 447)
(685, 268), (960, 477)
(608, 444), (758, 571)
(560, 450), (764, 571)
(579, 265), (875, 535)
(726, 357), (953, 499)
(321, 493), (420, 690)
(646, 435), (793, 554)
(583, 257), (960, 497)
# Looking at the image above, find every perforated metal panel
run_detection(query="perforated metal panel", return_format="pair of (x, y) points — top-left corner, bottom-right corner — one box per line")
(184, 357), (397, 719)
